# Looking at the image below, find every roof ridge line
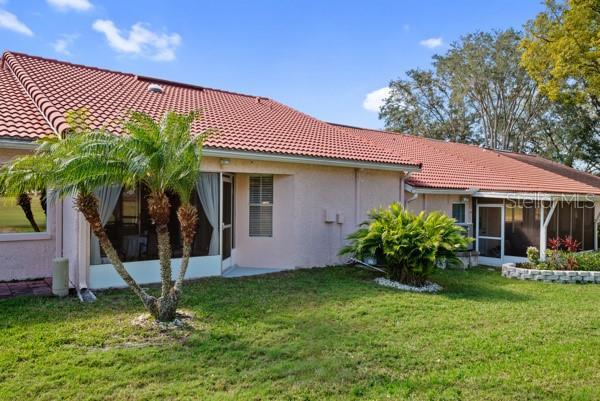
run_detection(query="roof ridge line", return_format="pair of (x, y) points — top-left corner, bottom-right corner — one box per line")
(3, 50), (270, 101)
(3, 52), (67, 135)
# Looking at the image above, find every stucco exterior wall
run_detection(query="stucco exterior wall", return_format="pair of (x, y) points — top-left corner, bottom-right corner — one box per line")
(202, 157), (404, 269)
(405, 193), (473, 223)
(0, 147), (57, 281)
(3, 151), (407, 282)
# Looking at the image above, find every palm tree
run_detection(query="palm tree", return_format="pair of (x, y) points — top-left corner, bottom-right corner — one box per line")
(0, 132), (156, 310)
(0, 110), (210, 322)
(112, 111), (210, 321)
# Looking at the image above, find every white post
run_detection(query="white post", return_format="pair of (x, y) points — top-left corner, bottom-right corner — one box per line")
(540, 203), (546, 261)
(540, 200), (558, 261)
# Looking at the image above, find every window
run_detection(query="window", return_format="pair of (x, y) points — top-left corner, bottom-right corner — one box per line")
(452, 203), (466, 223)
(546, 201), (595, 251)
(249, 175), (273, 237)
(504, 200), (540, 257)
(0, 192), (47, 233)
(91, 185), (214, 265)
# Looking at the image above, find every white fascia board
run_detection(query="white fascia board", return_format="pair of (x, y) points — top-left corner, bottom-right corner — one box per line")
(0, 139), (37, 150)
(203, 148), (421, 173)
(404, 183), (477, 195)
(473, 191), (600, 202)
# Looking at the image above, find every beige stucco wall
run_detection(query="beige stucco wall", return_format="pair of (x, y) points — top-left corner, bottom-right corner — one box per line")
(201, 156), (405, 269)
(0, 147), (57, 281)
(2, 150), (407, 282)
(405, 192), (473, 226)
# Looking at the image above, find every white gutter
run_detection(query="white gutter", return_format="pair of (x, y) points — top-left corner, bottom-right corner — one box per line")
(0, 140), (422, 173)
(203, 148), (421, 173)
(404, 184), (600, 202)
(404, 183), (479, 195)
(0, 139), (37, 150)
(473, 191), (600, 202)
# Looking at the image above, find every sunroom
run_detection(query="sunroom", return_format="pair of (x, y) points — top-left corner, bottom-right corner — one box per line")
(83, 171), (246, 289)
(474, 193), (600, 266)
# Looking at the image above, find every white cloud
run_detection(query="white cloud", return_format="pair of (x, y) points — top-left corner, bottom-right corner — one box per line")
(0, 10), (33, 36)
(52, 34), (78, 55)
(419, 37), (443, 49)
(363, 87), (391, 113)
(92, 19), (181, 62)
(47, 0), (92, 11)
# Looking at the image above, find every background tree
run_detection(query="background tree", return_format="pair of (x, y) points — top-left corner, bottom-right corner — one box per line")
(382, 29), (548, 151)
(530, 101), (600, 173)
(521, 0), (600, 110)
(380, 69), (477, 143)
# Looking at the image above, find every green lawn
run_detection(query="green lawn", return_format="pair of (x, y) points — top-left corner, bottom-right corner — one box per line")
(0, 195), (46, 233)
(1, 266), (599, 401)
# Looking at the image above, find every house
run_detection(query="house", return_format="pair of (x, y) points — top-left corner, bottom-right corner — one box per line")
(334, 124), (600, 265)
(0, 52), (598, 289)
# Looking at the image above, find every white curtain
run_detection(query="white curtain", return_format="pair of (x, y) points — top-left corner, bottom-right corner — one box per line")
(196, 173), (219, 255)
(90, 185), (122, 265)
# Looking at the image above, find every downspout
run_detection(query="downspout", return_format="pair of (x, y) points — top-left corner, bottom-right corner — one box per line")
(354, 168), (360, 225)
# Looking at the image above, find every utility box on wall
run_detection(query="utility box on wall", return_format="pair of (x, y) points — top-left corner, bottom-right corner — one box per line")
(324, 208), (336, 223)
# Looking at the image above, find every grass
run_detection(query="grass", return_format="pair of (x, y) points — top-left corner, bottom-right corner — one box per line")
(0, 266), (599, 401)
(0, 195), (46, 233)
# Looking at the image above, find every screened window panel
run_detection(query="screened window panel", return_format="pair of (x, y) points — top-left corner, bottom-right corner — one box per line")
(478, 207), (502, 237)
(249, 175), (273, 237)
(479, 238), (502, 258)
(504, 202), (540, 257)
(583, 204), (595, 251)
(558, 204), (572, 238)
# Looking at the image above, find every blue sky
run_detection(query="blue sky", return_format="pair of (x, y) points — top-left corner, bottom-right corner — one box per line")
(0, 0), (544, 128)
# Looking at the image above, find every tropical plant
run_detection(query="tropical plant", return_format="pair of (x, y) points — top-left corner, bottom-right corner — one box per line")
(0, 110), (211, 322)
(526, 246), (540, 264)
(339, 203), (473, 286)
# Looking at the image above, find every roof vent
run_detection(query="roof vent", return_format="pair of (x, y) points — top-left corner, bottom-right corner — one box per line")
(147, 83), (164, 93)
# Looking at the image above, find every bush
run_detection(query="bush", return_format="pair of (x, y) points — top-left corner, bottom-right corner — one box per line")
(339, 202), (473, 286)
(537, 250), (600, 271)
(526, 246), (540, 264)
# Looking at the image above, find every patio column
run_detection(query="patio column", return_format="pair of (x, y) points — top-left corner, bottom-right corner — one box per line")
(540, 200), (558, 261)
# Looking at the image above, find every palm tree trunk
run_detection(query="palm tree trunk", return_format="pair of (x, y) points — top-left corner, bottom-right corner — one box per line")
(74, 192), (158, 315)
(17, 193), (40, 232)
(40, 189), (47, 216)
(173, 203), (199, 295)
(146, 192), (186, 322)
(147, 192), (172, 299)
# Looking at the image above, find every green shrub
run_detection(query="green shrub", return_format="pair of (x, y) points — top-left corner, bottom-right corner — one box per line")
(538, 250), (600, 271)
(526, 246), (540, 264)
(339, 202), (473, 286)
(574, 251), (600, 271)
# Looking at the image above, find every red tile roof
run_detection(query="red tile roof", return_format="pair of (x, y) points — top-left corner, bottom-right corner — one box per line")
(0, 58), (50, 140)
(332, 124), (600, 195)
(1, 51), (598, 196)
(0, 52), (418, 168)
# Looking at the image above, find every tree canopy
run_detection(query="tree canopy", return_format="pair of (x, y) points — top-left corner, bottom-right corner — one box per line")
(380, 27), (600, 174)
(521, 0), (600, 110)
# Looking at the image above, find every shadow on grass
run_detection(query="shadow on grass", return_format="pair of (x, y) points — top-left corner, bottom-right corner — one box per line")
(0, 265), (531, 332)
(434, 267), (532, 303)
